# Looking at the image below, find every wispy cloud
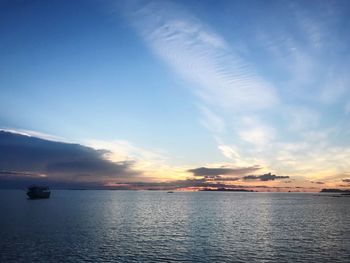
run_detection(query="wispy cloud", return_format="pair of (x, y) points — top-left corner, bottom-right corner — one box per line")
(238, 116), (276, 147)
(217, 145), (241, 161)
(198, 106), (225, 135)
(123, 0), (278, 112)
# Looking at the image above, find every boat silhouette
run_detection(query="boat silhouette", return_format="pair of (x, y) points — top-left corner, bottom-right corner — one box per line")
(27, 186), (51, 199)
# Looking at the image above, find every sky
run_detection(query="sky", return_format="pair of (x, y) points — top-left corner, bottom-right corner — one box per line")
(1, 0), (350, 191)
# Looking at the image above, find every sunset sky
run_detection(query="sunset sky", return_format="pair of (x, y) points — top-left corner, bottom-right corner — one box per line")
(1, 0), (350, 191)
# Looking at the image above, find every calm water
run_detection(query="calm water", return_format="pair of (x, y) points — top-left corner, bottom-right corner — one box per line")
(1, 190), (349, 262)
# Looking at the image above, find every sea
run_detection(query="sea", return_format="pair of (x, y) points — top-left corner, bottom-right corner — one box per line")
(1, 190), (349, 262)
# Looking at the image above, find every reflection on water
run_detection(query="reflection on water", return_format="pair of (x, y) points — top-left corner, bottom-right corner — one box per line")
(1, 190), (349, 262)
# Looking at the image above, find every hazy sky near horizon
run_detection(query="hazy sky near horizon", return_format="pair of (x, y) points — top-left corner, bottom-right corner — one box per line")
(1, 0), (350, 190)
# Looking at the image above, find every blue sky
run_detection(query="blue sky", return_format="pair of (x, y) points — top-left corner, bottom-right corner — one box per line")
(1, 0), (350, 190)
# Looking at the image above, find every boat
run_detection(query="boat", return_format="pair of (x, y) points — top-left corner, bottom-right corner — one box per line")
(27, 186), (51, 199)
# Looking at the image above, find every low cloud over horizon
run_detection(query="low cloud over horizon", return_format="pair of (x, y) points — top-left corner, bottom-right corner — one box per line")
(0, 130), (346, 192)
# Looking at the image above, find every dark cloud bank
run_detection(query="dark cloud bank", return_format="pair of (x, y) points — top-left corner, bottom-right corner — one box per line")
(243, 173), (289, 181)
(0, 131), (136, 188)
(188, 166), (261, 177)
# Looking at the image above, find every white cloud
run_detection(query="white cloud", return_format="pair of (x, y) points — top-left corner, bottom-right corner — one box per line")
(239, 127), (275, 147)
(217, 144), (240, 161)
(124, 0), (278, 112)
(86, 139), (168, 168)
(237, 116), (276, 147)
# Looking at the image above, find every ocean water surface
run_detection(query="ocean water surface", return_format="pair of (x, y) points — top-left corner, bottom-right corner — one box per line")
(0, 190), (349, 262)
